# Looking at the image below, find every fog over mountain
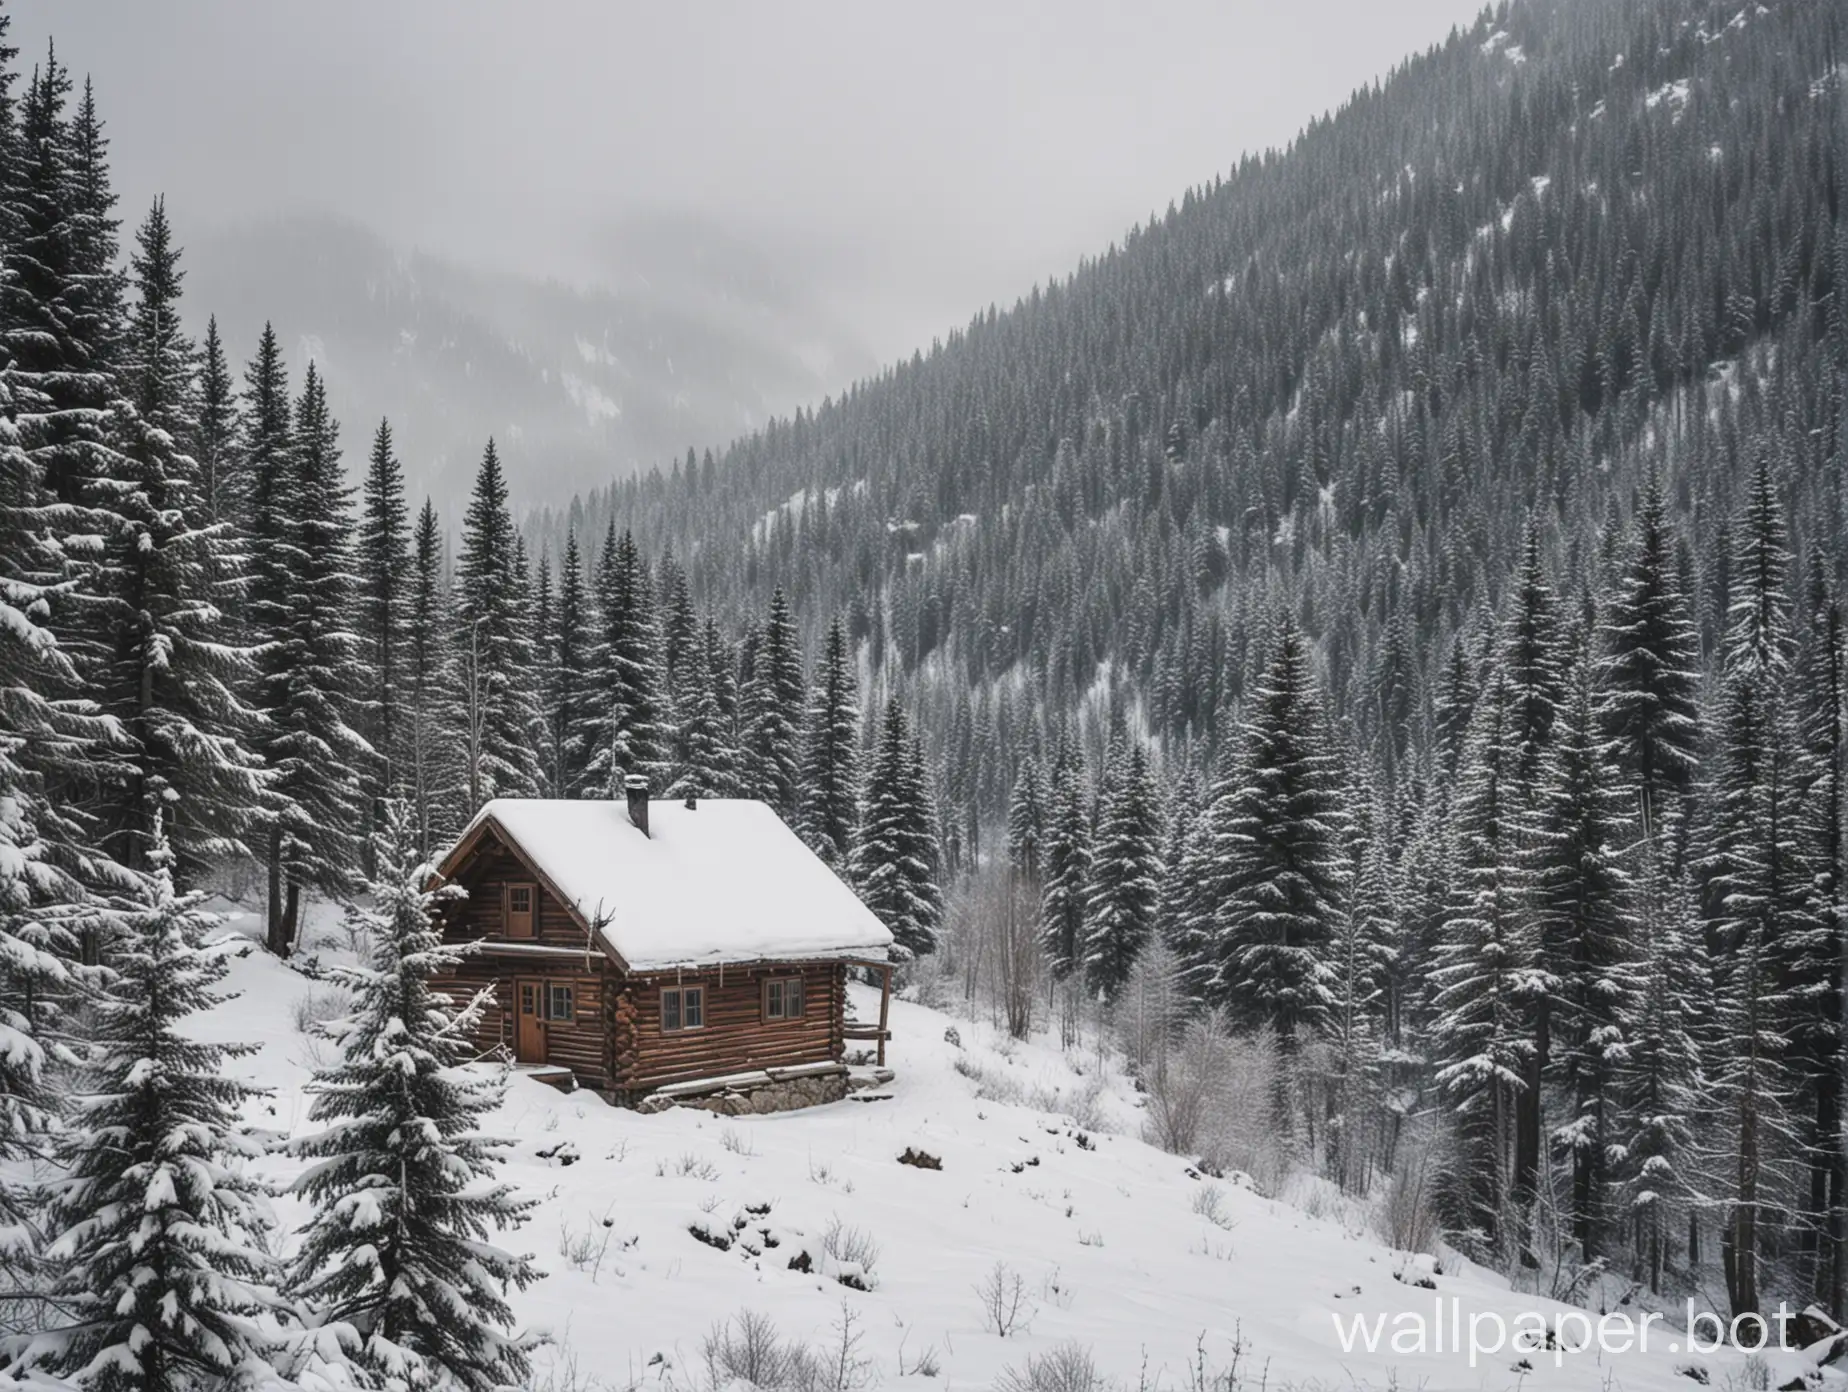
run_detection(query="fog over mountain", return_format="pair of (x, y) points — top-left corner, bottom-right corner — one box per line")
(11, 0), (1483, 500)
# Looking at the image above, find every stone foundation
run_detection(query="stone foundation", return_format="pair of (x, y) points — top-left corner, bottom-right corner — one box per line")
(637, 1071), (848, 1116)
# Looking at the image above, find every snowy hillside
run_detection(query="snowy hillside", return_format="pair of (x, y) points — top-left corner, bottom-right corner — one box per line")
(202, 909), (1791, 1392)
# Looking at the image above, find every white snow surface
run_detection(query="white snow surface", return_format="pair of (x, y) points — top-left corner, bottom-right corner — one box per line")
(455, 798), (893, 970)
(195, 910), (1793, 1392)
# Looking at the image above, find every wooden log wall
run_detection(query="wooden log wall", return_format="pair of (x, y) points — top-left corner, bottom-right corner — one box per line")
(615, 961), (846, 1094)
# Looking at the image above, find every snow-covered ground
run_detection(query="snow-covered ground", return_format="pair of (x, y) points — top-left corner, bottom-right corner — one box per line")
(204, 904), (1804, 1392)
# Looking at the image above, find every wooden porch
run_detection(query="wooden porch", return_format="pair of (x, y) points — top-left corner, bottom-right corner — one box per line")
(843, 959), (895, 1066)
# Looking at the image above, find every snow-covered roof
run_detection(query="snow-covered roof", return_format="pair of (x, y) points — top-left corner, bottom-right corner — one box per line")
(446, 798), (893, 972)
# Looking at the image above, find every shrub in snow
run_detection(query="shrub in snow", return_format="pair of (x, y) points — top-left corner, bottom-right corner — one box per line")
(994, 1341), (1103, 1392)
(975, 1260), (1034, 1338)
(897, 1146), (942, 1170)
(286, 802), (538, 1392)
(19, 819), (282, 1390)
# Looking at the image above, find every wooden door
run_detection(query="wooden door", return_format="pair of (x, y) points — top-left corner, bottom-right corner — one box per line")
(514, 978), (545, 1063)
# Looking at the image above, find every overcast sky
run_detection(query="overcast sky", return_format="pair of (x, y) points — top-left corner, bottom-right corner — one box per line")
(14, 1), (1486, 365)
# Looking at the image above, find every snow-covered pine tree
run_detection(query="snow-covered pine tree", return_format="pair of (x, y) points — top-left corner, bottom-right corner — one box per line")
(1084, 736), (1163, 1003)
(25, 816), (279, 1392)
(1209, 619), (1348, 1071)
(262, 363), (369, 955)
(0, 368), (100, 1268)
(854, 698), (938, 957)
(1705, 452), (1809, 1316)
(1039, 735), (1091, 981)
(742, 588), (804, 822)
(1497, 522), (1567, 1226)
(667, 612), (744, 801)
(1598, 470), (1702, 838)
(406, 500), (458, 862)
(1006, 751), (1047, 882)
(455, 439), (543, 809)
(798, 614), (860, 870)
(656, 547), (697, 699)
(579, 525), (671, 798)
(191, 316), (236, 528)
(239, 322), (295, 944)
(903, 725), (945, 951)
(1430, 668), (1531, 1258)
(288, 802), (537, 1392)
(1619, 829), (1705, 1294)
(356, 418), (411, 838)
(1791, 581), (1846, 1308)
(98, 198), (263, 883)
(547, 531), (596, 799)
(1530, 636), (1639, 1261)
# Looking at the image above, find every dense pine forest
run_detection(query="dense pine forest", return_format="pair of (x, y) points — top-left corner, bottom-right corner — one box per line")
(1, 0), (1845, 1375)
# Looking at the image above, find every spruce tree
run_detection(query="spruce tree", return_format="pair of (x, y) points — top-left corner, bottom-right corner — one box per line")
(263, 364), (368, 954)
(1084, 737), (1163, 1002)
(1531, 641), (1638, 1260)
(549, 531), (597, 798)
(578, 525), (670, 797)
(288, 803), (537, 1392)
(799, 614), (860, 870)
(28, 818), (279, 1392)
(742, 588), (804, 821)
(1430, 669), (1531, 1257)
(1209, 620), (1348, 1057)
(191, 316), (236, 528)
(1040, 737), (1091, 980)
(99, 198), (262, 881)
(356, 418), (410, 836)
(1598, 471), (1702, 835)
(455, 439), (543, 809)
(667, 614), (745, 801)
(854, 699), (939, 957)
(406, 500), (457, 861)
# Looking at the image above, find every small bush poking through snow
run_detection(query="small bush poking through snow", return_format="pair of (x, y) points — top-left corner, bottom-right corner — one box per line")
(819, 1216), (881, 1290)
(975, 1260), (1035, 1337)
(290, 985), (352, 1035)
(720, 1127), (757, 1157)
(994, 1341), (1103, 1392)
(897, 1146), (941, 1170)
(1190, 1185), (1236, 1231)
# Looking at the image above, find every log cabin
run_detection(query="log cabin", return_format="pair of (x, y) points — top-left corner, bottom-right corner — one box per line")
(427, 778), (896, 1109)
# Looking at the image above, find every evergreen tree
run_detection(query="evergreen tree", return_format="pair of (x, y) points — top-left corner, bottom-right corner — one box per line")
(1431, 669), (1531, 1257)
(854, 699), (939, 957)
(455, 439), (543, 809)
(742, 588), (803, 821)
(548, 531), (597, 799)
(1531, 641), (1638, 1260)
(667, 613), (744, 800)
(191, 316), (236, 528)
(406, 500), (456, 862)
(1040, 737), (1091, 980)
(578, 525), (670, 797)
(288, 803), (537, 1392)
(27, 818), (279, 1392)
(98, 198), (261, 881)
(1599, 471), (1702, 835)
(1084, 737), (1163, 1002)
(798, 615), (860, 869)
(1006, 751), (1048, 881)
(262, 364), (368, 955)
(356, 418), (410, 835)
(1210, 620), (1348, 1057)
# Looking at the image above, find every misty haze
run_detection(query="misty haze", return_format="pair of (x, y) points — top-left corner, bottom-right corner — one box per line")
(0, 3), (1843, 1391)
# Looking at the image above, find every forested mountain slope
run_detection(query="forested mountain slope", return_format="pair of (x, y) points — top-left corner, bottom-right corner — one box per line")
(545, 0), (1839, 802)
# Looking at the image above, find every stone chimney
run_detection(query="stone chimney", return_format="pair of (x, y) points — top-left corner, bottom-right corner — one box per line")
(624, 774), (650, 837)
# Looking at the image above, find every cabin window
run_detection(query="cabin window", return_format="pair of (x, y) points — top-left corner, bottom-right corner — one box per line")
(504, 883), (535, 939)
(763, 975), (805, 1022)
(661, 985), (704, 1032)
(546, 982), (574, 1023)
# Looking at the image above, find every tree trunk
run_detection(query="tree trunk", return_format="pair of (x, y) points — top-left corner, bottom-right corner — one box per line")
(265, 824), (286, 956)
